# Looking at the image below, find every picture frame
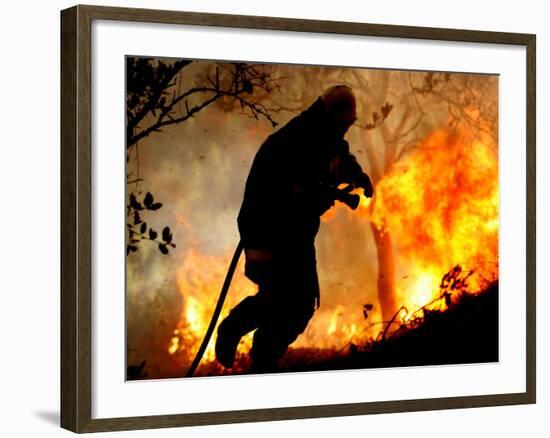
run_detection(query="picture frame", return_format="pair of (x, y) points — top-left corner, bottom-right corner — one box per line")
(60, 4), (536, 433)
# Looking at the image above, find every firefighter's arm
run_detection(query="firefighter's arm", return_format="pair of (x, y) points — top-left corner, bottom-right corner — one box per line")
(336, 140), (374, 198)
(286, 144), (337, 215)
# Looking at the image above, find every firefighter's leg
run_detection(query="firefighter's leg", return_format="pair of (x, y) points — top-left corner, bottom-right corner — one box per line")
(249, 295), (315, 373)
(215, 294), (264, 368)
(215, 257), (275, 368)
(247, 247), (318, 373)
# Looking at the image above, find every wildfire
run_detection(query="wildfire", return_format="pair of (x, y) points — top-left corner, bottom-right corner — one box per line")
(369, 129), (498, 314)
(169, 247), (256, 368)
(167, 128), (498, 375)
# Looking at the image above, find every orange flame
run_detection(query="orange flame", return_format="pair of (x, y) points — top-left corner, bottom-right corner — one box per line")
(168, 127), (498, 373)
(370, 129), (498, 313)
(169, 248), (256, 369)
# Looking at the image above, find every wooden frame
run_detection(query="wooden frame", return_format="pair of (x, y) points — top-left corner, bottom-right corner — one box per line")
(60, 4), (536, 433)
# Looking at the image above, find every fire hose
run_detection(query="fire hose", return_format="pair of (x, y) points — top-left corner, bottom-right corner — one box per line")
(186, 239), (244, 377)
(185, 185), (361, 377)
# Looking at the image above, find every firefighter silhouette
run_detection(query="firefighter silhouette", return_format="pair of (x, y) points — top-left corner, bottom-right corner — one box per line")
(215, 85), (373, 373)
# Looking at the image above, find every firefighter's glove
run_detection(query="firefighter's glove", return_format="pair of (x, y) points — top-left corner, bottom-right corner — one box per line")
(356, 172), (374, 198)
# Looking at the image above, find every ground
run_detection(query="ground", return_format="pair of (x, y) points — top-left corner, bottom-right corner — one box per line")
(193, 281), (499, 377)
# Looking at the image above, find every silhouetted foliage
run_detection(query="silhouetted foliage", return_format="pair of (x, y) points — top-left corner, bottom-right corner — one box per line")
(126, 57), (282, 147)
(127, 360), (148, 379)
(126, 191), (175, 255)
(363, 102), (394, 130)
(411, 71), (498, 139)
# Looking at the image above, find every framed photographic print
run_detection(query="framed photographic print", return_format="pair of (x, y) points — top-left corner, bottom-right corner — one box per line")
(60, 4), (536, 433)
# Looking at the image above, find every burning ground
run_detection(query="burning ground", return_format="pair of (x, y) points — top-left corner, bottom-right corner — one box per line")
(126, 61), (498, 380)
(194, 277), (499, 376)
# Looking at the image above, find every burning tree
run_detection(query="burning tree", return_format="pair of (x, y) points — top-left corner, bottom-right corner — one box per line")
(364, 71), (498, 322)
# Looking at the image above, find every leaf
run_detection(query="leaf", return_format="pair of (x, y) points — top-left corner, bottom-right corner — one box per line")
(372, 112), (379, 123)
(133, 211), (141, 225)
(140, 222), (147, 234)
(362, 303), (374, 319)
(150, 202), (163, 211)
(144, 192), (154, 208)
(381, 102), (393, 118)
(158, 243), (169, 255)
(162, 226), (172, 243)
(149, 228), (158, 240)
(130, 194), (143, 210)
